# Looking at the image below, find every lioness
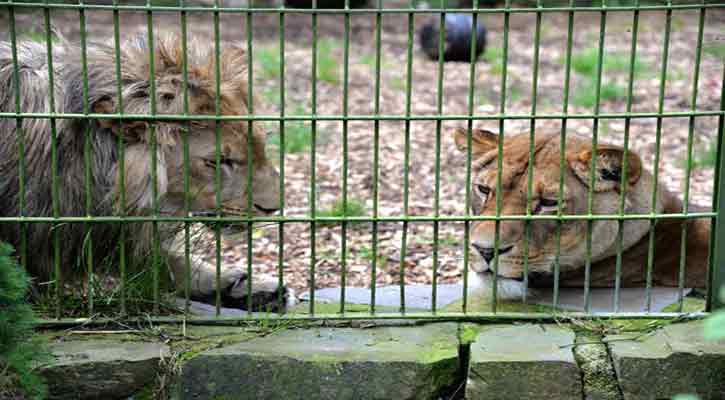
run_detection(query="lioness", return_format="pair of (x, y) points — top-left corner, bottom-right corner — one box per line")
(453, 128), (710, 299)
(0, 33), (291, 311)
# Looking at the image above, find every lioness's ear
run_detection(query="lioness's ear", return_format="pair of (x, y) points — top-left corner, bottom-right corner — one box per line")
(568, 145), (642, 192)
(453, 128), (499, 156)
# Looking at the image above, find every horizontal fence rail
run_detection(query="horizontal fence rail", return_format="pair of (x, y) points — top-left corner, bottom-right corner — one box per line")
(0, 0), (723, 324)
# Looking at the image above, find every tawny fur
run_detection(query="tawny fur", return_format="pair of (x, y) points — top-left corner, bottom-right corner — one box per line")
(453, 128), (711, 300)
(0, 32), (288, 310)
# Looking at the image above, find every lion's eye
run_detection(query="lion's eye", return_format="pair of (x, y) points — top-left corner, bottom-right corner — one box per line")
(534, 198), (559, 214)
(475, 184), (491, 201)
(160, 92), (175, 103)
(204, 158), (235, 169)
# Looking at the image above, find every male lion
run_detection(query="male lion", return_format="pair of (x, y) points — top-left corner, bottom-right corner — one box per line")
(453, 127), (711, 299)
(0, 32), (291, 311)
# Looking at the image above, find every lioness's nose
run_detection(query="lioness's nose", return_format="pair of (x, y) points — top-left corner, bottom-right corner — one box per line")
(472, 243), (514, 265)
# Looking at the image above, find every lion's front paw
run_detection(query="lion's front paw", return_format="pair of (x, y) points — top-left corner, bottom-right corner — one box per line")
(225, 274), (295, 313)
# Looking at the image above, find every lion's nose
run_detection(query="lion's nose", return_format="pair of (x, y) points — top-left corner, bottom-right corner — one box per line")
(472, 243), (514, 265)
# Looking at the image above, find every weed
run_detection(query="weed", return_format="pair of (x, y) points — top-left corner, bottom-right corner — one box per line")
(267, 106), (314, 154)
(570, 47), (646, 78)
(481, 46), (504, 75)
(703, 42), (725, 61)
(689, 140), (718, 169)
(256, 44), (281, 79)
(315, 197), (367, 225)
(317, 38), (340, 84)
(572, 80), (626, 108)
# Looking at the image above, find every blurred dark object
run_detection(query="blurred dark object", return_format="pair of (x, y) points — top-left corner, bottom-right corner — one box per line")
(284, 0), (368, 8)
(419, 14), (487, 62)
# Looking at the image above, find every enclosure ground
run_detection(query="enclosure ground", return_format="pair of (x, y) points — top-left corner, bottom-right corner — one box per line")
(1, 4), (723, 302)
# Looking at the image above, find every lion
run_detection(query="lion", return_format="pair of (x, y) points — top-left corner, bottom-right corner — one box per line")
(0, 32), (292, 311)
(452, 127), (711, 300)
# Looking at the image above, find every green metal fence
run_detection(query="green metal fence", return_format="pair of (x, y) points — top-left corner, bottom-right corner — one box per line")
(0, 0), (724, 325)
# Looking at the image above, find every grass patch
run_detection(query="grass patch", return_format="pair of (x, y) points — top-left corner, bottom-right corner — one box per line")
(703, 42), (725, 61)
(481, 46), (505, 75)
(572, 81), (627, 108)
(256, 44), (282, 79)
(569, 47), (647, 78)
(689, 140), (719, 169)
(267, 120), (313, 154)
(21, 30), (58, 44)
(315, 197), (367, 226)
(317, 38), (340, 84)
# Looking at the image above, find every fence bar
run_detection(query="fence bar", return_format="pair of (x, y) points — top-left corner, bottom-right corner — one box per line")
(246, 0), (256, 314)
(7, 1), (28, 291)
(213, 0), (223, 316)
(79, 0), (95, 315)
(710, 62), (725, 311)
(584, 5), (608, 313)
(678, 4), (706, 312)
(462, 0), (480, 313)
(277, 5), (287, 311)
(339, 0), (351, 314)
(309, 0), (319, 316)
(432, 0), (447, 314)
(614, 0), (640, 313)
(522, 0), (542, 304)
(2, 2), (723, 13)
(646, 4), (672, 312)
(180, 0), (193, 315)
(2, 110), (723, 121)
(370, 0), (383, 315)
(111, 0), (127, 315)
(553, 0), (575, 310)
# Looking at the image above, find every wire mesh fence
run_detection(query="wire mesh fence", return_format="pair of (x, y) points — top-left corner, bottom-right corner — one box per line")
(0, 0), (723, 324)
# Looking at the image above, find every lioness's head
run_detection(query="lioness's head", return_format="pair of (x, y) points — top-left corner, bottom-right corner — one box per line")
(90, 33), (280, 222)
(453, 128), (661, 293)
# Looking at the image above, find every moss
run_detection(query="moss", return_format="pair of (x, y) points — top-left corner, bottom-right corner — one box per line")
(458, 324), (481, 345)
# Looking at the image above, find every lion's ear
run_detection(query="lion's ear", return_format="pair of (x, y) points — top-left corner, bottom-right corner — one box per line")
(453, 128), (499, 156)
(567, 145), (642, 192)
(92, 96), (148, 142)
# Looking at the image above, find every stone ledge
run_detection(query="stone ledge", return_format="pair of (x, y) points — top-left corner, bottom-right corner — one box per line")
(465, 324), (583, 400)
(177, 323), (461, 400)
(41, 339), (170, 400)
(607, 320), (725, 400)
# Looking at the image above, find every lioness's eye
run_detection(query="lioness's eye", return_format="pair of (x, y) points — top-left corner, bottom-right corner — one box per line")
(534, 198), (559, 214)
(475, 184), (491, 198)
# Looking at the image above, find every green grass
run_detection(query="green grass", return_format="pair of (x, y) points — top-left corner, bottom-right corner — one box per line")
(256, 44), (282, 79)
(21, 30), (58, 44)
(570, 47), (647, 78)
(267, 106), (315, 154)
(315, 197), (367, 226)
(481, 46), (505, 75)
(703, 42), (725, 61)
(572, 81), (627, 108)
(689, 140), (719, 169)
(317, 38), (340, 84)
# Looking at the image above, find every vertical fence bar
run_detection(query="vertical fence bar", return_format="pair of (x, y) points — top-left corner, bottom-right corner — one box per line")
(522, 0), (542, 304)
(112, 0), (127, 315)
(646, 2), (672, 312)
(584, 4), (607, 313)
(7, 1), (28, 289)
(339, 0), (351, 315)
(614, 0), (640, 313)
(79, 0), (95, 315)
(42, 0), (62, 319)
(180, 0), (193, 315)
(678, 4), (705, 312)
(710, 63), (725, 311)
(432, 0), (447, 314)
(309, 0), (318, 316)
(145, 2), (160, 314)
(492, 0), (512, 312)
(278, 3), (287, 309)
(554, 0), (575, 309)
(370, 0), (382, 314)
(246, 0), (256, 314)
(213, 0), (223, 316)
(462, 0), (480, 313)
(399, 0), (415, 315)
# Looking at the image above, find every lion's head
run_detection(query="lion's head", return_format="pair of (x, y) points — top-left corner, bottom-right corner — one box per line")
(453, 128), (664, 294)
(90, 33), (280, 222)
